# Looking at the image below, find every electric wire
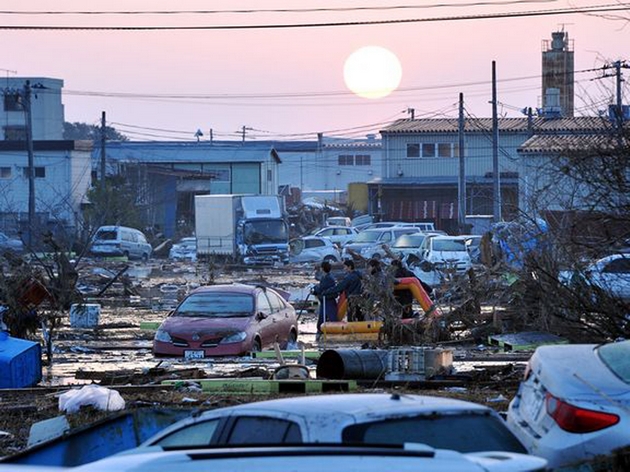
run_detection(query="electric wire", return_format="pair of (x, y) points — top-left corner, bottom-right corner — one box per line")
(0, 4), (628, 30)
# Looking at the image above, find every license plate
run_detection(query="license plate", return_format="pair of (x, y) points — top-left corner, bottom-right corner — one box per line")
(520, 386), (544, 421)
(184, 350), (205, 360)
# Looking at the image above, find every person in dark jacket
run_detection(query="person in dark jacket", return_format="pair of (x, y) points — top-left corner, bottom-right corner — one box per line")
(323, 259), (363, 322)
(312, 260), (338, 337)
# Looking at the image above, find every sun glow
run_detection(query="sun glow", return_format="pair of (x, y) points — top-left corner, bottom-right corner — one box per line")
(343, 46), (402, 99)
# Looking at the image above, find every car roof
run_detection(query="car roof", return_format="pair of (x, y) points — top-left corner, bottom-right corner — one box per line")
(75, 444), (542, 472)
(222, 393), (489, 416)
(189, 283), (260, 296)
(318, 225), (356, 231)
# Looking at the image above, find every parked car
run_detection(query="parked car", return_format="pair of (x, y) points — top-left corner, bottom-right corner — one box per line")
(326, 216), (351, 227)
(42, 444), (547, 472)
(559, 253), (630, 301)
(90, 226), (152, 261)
(419, 234), (472, 274)
(168, 237), (196, 261)
(343, 227), (421, 260)
(391, 233), (431, 261)
(0, 232), (23, 253)
(139, 393), (532, 457)
(506, 340), (630, 469)
(364, 221), (407, 229)
(153, 284), (298, 358)
(289, 236), (340, 263)
(312, 225), (359, 246)
(396, 222), (437, 232)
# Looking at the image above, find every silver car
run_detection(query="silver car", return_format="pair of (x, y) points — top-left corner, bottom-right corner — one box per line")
(312, 225), (359, 246)
(140, 393), (532, 457)
(506, 340), (630, 469)
(289, 236), (340, 263)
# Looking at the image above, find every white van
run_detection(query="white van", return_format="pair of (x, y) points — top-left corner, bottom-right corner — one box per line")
(90, 226), (152, 261)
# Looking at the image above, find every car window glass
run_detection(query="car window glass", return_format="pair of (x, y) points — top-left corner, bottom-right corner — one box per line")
(597, 341), (630, 383)
(95, 230), (117, 241)
(433, 239), (467, 252)
(175, 293), (254, 318)
(265, 291), (285, 312)
(226, 417), (302, 444)
(603, 258), (630, 274)
(154, 419), (221, 447)
(341, 414), (526, 454)
(380, 232), (392, 242)
(320, 229), (334, 236)
(256, 292), (272, 315)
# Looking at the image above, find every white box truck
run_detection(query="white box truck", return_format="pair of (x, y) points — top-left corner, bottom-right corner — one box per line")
(194, 194), (289, 265)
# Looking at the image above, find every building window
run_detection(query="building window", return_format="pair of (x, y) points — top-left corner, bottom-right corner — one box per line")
(422, 143), (436, 158)
(338, 155), (354, 165)
(22, 167), (46, 178)
(406, 144), (420, 158)
(3, 92), (23, 112)
(0, 167), (11, 179)
(355, 155), (371, 166)
(267, 169), (272, 181)
(438, 143), (453, 158)
(3, 125), (26, 141)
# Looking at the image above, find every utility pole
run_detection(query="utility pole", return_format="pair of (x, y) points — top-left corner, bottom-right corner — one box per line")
(100, 111), (107, 190)
(24, 80), (35, 247)
(491, 61), (501, 223)
(457, 93), (466, 232)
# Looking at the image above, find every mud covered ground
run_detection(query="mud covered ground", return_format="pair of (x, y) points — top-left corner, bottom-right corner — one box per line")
(0, 259), (527, 458)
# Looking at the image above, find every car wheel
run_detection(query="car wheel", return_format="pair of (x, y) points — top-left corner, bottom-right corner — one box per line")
(123, 250), (130, 259)
(142, 253), (149, 262)
(251, 337), (262, 353)
(323, 255), (337, 263)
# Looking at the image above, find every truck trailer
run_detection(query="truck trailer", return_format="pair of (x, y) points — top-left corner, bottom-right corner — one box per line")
(194, 194), (289, 265)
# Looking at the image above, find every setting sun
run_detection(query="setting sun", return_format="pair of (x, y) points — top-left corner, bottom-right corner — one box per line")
(343, 46), (402, 99)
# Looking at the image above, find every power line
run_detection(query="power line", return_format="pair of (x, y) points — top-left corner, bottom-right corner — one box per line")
(0, 1), (561, 16)
(0, 4), (628, 30)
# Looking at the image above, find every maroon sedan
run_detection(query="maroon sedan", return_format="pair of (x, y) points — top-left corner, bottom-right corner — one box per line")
(153, 284), (298, 358)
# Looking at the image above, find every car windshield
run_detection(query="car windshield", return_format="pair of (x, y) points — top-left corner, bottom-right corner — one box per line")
(393, 235), (425, 248)
(354, 232), (381, 243)
(174, 292), (254, 318)
(342, 413), (527, 454)
(432, 239), (467, 252)
(597, 341), (630, 384)
(244, 220), (288, 244)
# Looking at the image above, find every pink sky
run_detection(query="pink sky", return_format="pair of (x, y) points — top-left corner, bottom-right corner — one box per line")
(2, 1), (628, 141)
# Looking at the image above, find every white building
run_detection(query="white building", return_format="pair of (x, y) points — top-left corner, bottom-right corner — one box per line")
(1, 77), (64, 141)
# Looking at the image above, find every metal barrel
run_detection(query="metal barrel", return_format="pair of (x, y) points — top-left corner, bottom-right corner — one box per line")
(316, 349), (389, 380)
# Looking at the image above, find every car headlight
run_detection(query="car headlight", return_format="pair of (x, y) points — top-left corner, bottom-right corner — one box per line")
(360, 247), (372, 255)
(220, 331), (247, 344)
(154, 328), (172, 343)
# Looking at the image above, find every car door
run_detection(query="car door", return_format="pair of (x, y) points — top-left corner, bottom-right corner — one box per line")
(255, 290), (275, 347)
(265, 289), (293, 344)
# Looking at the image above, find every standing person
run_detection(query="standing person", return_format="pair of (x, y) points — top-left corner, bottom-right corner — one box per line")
(323, 259), (363, 322)
(312, 260), (338, 339)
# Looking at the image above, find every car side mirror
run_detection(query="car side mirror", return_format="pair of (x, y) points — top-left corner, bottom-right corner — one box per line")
(256, 312), (267, 321)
